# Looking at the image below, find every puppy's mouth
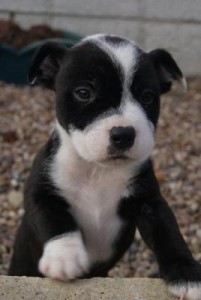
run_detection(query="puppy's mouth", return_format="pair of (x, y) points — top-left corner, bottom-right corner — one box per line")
(107, 147), (129, 161)
(109, 154), (127, 160)
(103, 154), (130, 163)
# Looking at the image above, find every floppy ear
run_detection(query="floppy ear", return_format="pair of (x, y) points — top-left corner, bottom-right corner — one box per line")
(148, 49), (186, 94)
(28, 42), (67, 89)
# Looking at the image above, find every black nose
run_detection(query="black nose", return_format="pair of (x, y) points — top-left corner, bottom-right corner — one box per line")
(110, 126), (135, 150)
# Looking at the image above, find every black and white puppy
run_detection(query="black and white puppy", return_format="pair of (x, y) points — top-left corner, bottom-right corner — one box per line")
(9, 34), (201, 299)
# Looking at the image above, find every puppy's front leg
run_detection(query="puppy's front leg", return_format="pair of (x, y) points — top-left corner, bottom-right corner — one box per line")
(39, 231), (89, 280)
(28, 199), (89, 280)
(136, 196), (201, 300)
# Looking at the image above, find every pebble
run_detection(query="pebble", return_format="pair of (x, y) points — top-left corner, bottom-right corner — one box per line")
(8, 190), (23, 209)
(196, 229), (201, 239)
(10, 179), (19, 188)
(155, 171), (166, 182)
(188, 224), (199, 233)
(189, 202), (199, 214)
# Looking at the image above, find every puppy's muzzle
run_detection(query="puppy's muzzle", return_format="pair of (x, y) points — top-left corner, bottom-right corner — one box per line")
(110, 126), (135, 151)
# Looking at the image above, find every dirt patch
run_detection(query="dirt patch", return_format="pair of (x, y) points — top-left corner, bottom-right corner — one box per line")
(0, 20), (66, 49)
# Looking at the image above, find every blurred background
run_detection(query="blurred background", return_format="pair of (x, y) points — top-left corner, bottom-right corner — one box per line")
(0, 0), (201, 278)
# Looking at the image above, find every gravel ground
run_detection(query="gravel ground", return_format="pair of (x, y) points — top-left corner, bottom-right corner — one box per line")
(0, 78), (200, 277)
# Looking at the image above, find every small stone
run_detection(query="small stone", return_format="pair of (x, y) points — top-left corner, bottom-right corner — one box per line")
(146, 263), (159, 278)
(169, 182), (177, 190)
(188, 224), (199, 233)
(8, 210), (17, 219)
(196, 229), (201, 239)
(18, 208), (24, 217)
(129, 242), (137, 259)
(135, 230), (141, 241)
(155, 171), (166, 182)
(0, 176), (8, 191)
(11, 170), (20, 181)
(188, 202), (199, 214)
(8, 190), (23, 208)
(10, 179), (19, 188)
(2, 130), (18, 143)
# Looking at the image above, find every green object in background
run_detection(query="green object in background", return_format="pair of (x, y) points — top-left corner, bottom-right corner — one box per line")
(0, 31), (82, 85)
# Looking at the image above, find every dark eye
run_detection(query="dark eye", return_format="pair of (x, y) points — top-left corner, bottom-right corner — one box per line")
(141, 89), (155, 105)
(73, 85), (95, 103)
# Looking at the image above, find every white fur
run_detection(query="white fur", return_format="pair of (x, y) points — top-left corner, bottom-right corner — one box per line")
(83, 34), (138, 84)
(39, 232), (89, 280)
(69, 98), (154, 165)
(169, 282), (201, 300)
(50, 123), (138, 263)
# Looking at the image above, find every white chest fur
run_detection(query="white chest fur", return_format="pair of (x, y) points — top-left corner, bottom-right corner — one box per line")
(50, 125), (136, 263)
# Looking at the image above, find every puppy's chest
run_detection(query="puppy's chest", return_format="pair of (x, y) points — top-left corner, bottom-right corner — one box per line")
(52, 161), (132, 262)
(70, 183), (123, 258)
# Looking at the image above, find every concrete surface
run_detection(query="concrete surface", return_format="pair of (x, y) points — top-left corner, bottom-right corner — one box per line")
(0, 276), (177, 300)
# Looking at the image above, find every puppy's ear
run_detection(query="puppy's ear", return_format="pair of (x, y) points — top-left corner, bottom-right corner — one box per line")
(148, 49), (186, 94)
(28, 42), (67, 89)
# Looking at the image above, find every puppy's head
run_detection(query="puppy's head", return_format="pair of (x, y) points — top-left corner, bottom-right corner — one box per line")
(28, 34), (185, 166)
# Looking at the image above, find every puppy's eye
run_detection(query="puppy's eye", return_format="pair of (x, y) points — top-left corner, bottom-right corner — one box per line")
(73, 86), (95, 103)
(141, 89), (155, 105)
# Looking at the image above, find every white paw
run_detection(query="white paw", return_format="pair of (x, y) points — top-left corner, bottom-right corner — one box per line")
(169, 282), (201, 300)
(39, 232), (89, 280)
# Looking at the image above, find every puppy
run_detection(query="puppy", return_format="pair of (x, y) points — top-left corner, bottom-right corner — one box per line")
(9, 34), (201, 299)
